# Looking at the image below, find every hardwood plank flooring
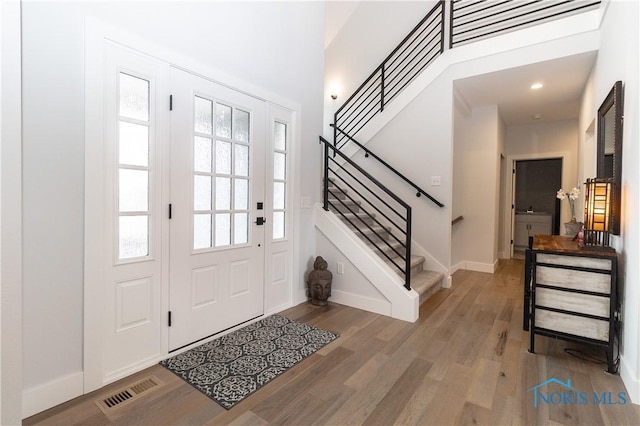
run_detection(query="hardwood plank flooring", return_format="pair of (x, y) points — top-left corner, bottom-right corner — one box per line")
(25, 260), (640, 425)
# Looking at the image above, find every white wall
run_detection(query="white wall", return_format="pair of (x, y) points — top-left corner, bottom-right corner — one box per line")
(452, 104), (503, 272)
(21, 0), (324, 409)
(350, 73), (453, 272)
(316, 231), (391, 314)
(579, 0), (640, 403)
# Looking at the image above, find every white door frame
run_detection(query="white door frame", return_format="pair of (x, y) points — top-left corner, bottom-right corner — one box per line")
(504, 150), (571, 258)
(84, 18), (301, 393)
(1, 1), (24, 423)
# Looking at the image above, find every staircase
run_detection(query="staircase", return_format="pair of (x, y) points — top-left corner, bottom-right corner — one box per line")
(327, 179), (444, 305)
(319, 1), (601, 318)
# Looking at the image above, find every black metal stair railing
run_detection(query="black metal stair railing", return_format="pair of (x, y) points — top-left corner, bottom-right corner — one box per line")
(333, 0), (445, 151)
(450, 0), (602, 48)
(332, 124), (443, 208)
(322, 0), (603, 292)
(320, 136), (413, 290)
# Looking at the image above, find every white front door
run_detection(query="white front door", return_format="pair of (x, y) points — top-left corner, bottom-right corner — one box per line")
(168, 68), (266, 351)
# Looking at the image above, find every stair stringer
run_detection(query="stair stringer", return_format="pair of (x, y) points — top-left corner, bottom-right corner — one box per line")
(314, 204), (419, 322)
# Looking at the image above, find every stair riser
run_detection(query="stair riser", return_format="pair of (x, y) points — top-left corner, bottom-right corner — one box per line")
(419, 284), (442, 305)
(330, 192), (348, 200)
(328, 198), (359, 208)
(385, 257), (424, 276)
(410, 263), (424, 276)
(365, 231), (392, 244)
(371, 245), (406, 258)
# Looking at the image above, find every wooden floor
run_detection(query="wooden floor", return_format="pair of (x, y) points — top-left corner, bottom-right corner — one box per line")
(26, 260), (640, 425)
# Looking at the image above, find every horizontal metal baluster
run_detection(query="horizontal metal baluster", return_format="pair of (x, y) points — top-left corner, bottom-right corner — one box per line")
(327, 185), (407, 258)
(327, 188), (405, 274)
(328, 161), (408, 237)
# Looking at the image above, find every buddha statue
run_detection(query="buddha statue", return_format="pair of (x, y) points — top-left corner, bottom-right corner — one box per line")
(307, 256), (332, 306)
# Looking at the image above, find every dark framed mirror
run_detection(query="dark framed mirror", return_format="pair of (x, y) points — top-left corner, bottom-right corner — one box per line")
(596, 80), (623, 235)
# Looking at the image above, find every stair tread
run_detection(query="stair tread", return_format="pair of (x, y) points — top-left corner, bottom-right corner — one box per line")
(329, 198), (360, 206)
(386, 254), (424, 268)
(366, 240), (405, 257)
(411, 270), (444, 293)
(334, 212), (376, 227)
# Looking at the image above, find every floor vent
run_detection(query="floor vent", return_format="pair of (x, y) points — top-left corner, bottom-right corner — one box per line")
(95, 375), (163, 414)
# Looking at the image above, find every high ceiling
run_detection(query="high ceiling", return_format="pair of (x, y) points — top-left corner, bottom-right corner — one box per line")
(453, 51), (598, 126)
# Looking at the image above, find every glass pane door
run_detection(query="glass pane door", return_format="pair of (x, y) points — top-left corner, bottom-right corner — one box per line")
(192, 96), (252, 250)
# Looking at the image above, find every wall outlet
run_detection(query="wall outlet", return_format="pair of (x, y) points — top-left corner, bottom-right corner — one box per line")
(430, 176), (441, 186)
(336, 262), (344, 274)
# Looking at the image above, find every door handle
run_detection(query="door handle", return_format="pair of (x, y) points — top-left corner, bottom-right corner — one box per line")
(255, 217), (266, 226)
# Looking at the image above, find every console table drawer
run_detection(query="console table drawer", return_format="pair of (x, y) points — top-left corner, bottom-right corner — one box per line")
(535, 310), (609, 341)
(536, 287), (610, 317)
(536, 265), (611, 294)
(528, 235), (618, 373)
(536, 253), (612, 270)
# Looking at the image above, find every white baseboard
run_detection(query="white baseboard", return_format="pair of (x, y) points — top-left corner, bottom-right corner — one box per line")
(465, 260), (498, 273)
(451, 260), (498, 274)
(23, 371), (84, 419)
(450, 262), (465, 275)
(620, 355), (640, 405)
(330, 289), (391, 317)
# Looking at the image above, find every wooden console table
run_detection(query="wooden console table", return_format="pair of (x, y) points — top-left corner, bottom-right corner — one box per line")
(524, 235), (619, 373)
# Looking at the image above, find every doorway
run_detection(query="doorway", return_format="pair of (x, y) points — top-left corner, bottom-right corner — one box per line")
(511, 158), (562, 257)
(86, 40), (295, 389)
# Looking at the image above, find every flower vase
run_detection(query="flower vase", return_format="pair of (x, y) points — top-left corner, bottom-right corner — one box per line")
(564, 221), (583, 237)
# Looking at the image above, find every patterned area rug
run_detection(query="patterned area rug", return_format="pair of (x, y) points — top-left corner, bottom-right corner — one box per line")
(160, 314), (339, 409)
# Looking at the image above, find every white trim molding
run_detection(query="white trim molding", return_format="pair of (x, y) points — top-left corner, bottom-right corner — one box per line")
(1, 0), (23, 423)
(22, 372), (84, 419)
(620, 355), (640, 405)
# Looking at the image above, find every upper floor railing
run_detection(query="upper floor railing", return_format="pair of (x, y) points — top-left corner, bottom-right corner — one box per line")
(333, 0), (602, 152)
(333, 0), (445, 151)
(450, 0), (602, 47)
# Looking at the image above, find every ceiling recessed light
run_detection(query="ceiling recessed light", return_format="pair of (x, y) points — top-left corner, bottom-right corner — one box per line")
(531, 114), (543, 120)
(531, 82), (544, 90)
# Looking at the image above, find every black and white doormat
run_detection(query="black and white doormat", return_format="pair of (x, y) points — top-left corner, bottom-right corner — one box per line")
(160, 314), (339, 409)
